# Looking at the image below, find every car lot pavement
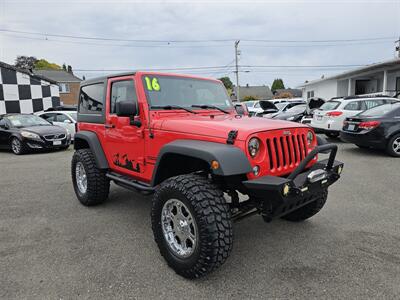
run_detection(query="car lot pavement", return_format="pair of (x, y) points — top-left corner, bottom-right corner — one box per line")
(1, 139), (400, 299)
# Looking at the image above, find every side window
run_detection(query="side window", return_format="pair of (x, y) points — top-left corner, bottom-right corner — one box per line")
(41, 113), (56, 122)
(110, 80), (138, 114)
(0, 118), (6, 128)
(254, 102), (260, 108)
(79, 83), (104, 114)
(56, 114), (69, 122)
(364, 99), (384, 110)
(343, 101), (361, 111)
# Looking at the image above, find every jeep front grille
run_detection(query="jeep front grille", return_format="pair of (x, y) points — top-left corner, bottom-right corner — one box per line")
(265, 133), (308, 170)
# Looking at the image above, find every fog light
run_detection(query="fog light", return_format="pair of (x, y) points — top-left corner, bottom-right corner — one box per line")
(211, 160), (219, 170)
(337, 165), (343, 175)
(252, 165), (260, 176)
(282, 183), (290, 196)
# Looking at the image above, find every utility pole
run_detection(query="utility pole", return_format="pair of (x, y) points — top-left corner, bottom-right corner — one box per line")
(234, 40), (240, 102)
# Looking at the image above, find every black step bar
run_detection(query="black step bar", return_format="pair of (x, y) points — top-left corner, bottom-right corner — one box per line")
(106, 172), (155, 192)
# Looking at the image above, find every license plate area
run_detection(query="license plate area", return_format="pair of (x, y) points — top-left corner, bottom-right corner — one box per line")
(53, 141), (62, 145)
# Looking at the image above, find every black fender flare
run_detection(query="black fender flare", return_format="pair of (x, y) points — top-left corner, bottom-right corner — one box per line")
(151, 140), (252, 186)
(74, 131), (109, 169)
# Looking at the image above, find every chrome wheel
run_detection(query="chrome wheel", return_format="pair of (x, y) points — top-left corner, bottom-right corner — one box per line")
(11, 138), (21, 154)
(161, 199), (198, 258)
(75, 162), (87, 194)
(392, 137), (400, 154)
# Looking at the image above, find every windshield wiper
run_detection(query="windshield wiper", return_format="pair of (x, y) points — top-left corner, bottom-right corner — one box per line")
(191, 104), (229, 114)
(151, 105), (197, 114)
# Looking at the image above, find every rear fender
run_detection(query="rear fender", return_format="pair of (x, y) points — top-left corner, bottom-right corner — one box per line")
(74, 131), (109, 169)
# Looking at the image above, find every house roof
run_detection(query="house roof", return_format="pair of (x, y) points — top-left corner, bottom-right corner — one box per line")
(0, 61), (58, 84)
(33, 70), (82, 83)
(233, 85), (273, 100)
(300, 58), (400, 87)
(273, 88), (302, 97)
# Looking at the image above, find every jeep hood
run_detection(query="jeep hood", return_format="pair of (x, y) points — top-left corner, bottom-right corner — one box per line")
(156, 114), (308, 141)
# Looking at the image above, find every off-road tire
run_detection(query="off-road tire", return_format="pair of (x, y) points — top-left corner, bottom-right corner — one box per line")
(151, 174), (233, 279)
(281, 190), (328, 222)
(71, 149), (110, 206)
(386, 133), (400, 157)
(325, 132), (340, 139)
(10, 137), (28, 155)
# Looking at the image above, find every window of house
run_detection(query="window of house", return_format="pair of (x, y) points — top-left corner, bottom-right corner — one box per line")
(110, 80), (138, 114)
(59, 83), (70, 93)
(307, 91), (314, 99)
(79, 83), (104, 114)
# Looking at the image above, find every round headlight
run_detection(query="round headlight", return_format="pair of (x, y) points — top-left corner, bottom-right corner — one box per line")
(306, 131), (314, 145)
(248, 138), (260, 158)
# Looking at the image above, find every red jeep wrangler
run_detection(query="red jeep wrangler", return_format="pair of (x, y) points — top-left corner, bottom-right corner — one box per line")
(71, 72), (343, 279)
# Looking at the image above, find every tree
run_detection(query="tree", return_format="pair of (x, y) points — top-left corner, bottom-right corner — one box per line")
(243, 95), (258, 101)
(271, 78), (285, 91)
(34, 59), (62, 70)
(14, 56), (37, 70)
(218, 76), (233, 90)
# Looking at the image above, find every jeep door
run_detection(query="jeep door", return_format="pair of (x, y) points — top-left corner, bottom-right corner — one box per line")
(103, 76), (145, 178)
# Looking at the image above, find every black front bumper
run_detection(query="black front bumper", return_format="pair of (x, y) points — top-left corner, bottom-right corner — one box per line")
(23, 136), (71, 149)
(242, 144), (343, 219)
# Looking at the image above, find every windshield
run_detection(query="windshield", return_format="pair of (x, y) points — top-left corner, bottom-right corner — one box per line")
(7, 114), (51, 128)
(275, 103), (287, 110)
(286, 105), (306, 113)
(319, 101), (341, 111)
(358, 103), (400, 117)
(143, 75), (233, 109)
(245, 101), (255, 108)
(67, 112), (77, 121)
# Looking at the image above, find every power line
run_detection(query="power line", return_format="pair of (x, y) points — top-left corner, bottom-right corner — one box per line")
(0, 28), (396, 44)
(73, 64), (366, 72)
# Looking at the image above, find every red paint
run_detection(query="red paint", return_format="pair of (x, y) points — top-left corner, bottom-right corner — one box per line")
(79, 72), (318, 183)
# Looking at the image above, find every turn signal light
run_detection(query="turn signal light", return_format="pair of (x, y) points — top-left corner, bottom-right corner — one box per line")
(359, 121), (380, 130)
(326, 111), (343, 117)
(211, 160), (220, 170)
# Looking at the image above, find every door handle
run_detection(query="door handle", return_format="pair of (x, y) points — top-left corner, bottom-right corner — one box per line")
(105, 124), (115, 129)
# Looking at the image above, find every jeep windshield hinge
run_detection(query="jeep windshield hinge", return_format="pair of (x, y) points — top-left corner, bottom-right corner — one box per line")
(226, 130), (238, 144)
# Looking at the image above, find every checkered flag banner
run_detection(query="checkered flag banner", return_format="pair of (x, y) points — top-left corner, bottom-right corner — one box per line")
(0, 65), (61, 114)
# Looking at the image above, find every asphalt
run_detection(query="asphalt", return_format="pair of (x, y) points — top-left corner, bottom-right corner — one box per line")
(1, 138), (399, 299)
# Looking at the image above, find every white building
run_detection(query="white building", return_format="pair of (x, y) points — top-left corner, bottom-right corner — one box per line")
(301, 58), (400, 100)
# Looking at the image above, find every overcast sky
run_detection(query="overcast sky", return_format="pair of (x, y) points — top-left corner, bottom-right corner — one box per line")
(1, 0), (399, 88)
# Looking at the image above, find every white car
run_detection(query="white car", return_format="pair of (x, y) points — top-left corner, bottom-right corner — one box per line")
(36, 110), (77, 140)
(311, 96), (399, 138)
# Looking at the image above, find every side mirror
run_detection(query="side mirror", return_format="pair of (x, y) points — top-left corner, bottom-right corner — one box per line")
(63, 119), (72, 124)
(116, 100), (137, 117)
(235, 104), (248, 116)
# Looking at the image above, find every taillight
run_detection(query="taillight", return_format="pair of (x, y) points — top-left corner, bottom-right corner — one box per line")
(326, 111), (343, 117)
(358, 121), (380, 130)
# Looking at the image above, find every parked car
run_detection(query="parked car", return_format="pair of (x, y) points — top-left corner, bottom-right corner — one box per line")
(36, 110), (77, 141)
(262, 100), (306, 118)
(0, 114), (71, 155)
(71, 71), (343, 279)
(300, 97), (326, 124)
(340, 102), (400, 157)
(271, 104), (307, 122)
(311, 96), (399, 138)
